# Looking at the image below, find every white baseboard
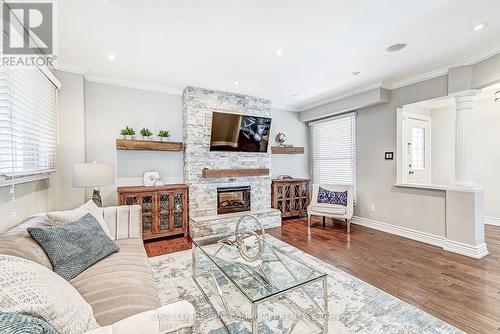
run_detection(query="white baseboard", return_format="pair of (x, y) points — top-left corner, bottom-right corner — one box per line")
(485, 216), (500, 226)
(443, 240), (489, 259)
(351, 216), (489, 259)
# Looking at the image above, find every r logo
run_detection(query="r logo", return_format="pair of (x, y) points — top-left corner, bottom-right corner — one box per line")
(2, 3), (53, 54)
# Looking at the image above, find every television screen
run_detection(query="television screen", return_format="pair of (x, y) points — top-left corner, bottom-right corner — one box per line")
(209, 112), (272, 152)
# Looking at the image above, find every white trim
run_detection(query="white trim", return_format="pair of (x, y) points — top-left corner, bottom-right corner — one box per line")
(442, 240), (489, 259)
(298, 82), (384, 111)
(393, 182), (448, 191)
(84, 74), (184, 95)
(485, 216), (500, 226)
(390, 43), (500, 89)
(0, 171), (55, 188)
(352, 216), (489, 259)
(352, 216), (445, 248)
(308, 111), (357, 126)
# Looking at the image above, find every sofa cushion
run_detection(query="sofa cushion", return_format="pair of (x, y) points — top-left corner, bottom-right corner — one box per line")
(317, 187), (348, 206)
(47, 200), (112, 239)
(0, 255), (99, 334)
(0, 312), (59, 334)
(28, 213), (120, 281)
(70, 238), (160, 326)
(0, 215), (53, 269)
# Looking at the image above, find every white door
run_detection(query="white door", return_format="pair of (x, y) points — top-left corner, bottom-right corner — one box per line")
(404, 115), (431, 184)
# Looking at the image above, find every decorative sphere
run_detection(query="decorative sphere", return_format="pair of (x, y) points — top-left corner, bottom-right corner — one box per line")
(276, 132), (286, 145)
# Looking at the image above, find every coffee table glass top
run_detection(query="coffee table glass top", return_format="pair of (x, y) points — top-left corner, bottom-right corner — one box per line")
(192, 235), (326, 303)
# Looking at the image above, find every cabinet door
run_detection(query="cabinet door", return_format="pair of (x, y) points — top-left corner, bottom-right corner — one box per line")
(292, 182), (308, 214)
(171, 191), (186, 233)
(157, 192), (171, 234)
(122, 193), (154, 236)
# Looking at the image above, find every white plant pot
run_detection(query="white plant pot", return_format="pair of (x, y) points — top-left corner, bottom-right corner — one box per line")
(160, 137), (169, 142)
(123, 135), (134, 140)
(142, 136), (153, 140)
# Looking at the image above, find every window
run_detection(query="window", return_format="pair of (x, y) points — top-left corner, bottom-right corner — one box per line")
(0, 66), (57, 183)
(310, 112), (356, 200)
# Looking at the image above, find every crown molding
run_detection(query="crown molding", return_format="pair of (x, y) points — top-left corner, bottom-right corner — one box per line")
(84, 75), (184, 95)
(271, 104), (300, 112)
(389, 43), (500, 90)
(55, 63), (89, 75)
(297, 82), (385, 111)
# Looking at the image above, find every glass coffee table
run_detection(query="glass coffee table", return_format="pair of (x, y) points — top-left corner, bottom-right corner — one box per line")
(192, 234), (328, 333)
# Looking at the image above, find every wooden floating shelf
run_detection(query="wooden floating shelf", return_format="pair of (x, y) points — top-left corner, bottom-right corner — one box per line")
(116, 139), (183, 151)
(202, 168), (269, 178)
(271, 146), (304, 154)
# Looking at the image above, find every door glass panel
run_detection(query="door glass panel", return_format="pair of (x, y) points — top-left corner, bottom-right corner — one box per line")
(174, 193), (183, 211)
(142, 195), (153, 213)
(143, 215), (152, 234)
(411, 127), (425, 170)
(174, 212), (183, 229)
(159, 194), (169, 212)
(160, 213), (169, 231)
(125, 196), (138, 205)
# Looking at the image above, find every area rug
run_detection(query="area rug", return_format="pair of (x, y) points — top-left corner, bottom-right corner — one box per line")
(149, 236), (463, 334)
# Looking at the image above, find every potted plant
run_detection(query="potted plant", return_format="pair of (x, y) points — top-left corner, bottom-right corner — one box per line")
(140, 128), (153, 140)
(120, 126), (135, 140)
(158, 130), (170, 141)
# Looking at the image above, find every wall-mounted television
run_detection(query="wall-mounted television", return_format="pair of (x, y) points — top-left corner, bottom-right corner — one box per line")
(209, 112), (272, 153)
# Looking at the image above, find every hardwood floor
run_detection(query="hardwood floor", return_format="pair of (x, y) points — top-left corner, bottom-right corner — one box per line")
(269, 217), (500, 334)
(146, 217), (500, 333)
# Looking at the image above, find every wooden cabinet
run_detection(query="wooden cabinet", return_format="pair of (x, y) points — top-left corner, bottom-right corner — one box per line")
(118, 184), (189, 240)
(271, 179), (310, 218)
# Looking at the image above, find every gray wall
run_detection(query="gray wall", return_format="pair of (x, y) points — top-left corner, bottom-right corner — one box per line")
(270, 109), (310, 179)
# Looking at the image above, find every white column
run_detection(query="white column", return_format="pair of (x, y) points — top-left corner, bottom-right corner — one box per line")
(453, 90), (479, 187)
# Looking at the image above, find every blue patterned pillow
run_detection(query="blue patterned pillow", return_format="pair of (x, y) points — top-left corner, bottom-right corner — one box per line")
(317, 187), (348, 206)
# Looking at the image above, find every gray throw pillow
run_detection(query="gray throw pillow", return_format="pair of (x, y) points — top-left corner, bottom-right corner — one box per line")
(0, 312), (59, 334)
(28, 213), (119, 281)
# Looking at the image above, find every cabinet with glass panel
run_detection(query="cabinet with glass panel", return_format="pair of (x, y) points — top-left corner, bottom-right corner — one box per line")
(118, 184), (189, 240)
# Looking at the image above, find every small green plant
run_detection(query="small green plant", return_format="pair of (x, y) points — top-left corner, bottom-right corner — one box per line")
(158, 130), (170, 138)
(120, 126), (135, 136)
(140, 128), (153, 137)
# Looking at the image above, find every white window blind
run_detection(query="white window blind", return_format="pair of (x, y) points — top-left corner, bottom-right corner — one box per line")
(310, 112), (356, 200)
(0, 66), (57, 179)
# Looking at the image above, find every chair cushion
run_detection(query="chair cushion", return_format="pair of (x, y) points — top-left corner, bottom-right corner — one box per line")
(70, 238), (160, 326)
(309, 204), (347, 216)
(28, 213), (120, 281)
(0, 255), (99, 334)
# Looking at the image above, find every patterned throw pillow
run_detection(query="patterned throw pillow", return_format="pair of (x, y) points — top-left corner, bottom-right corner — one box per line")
(28, 213), (119, 281)
(0, 255), (99, 334)
(47, 200), (112, 239)
(0, 312), (59, 334)
(317, 187), (348, 206)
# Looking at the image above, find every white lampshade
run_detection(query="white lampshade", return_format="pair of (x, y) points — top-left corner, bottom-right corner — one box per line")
(73, 162), (115, 187)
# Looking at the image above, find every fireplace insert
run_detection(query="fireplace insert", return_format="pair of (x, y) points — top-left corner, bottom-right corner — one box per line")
(217, 186), (251, 214)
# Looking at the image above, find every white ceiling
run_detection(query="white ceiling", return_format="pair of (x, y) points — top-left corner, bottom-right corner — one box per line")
(56, 0), (500, 110)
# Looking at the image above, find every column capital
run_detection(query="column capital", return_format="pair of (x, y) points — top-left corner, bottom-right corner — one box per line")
(450, 89), (481, 99)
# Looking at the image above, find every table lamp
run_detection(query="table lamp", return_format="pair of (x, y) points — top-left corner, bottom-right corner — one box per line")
(73, 162), (115, 207)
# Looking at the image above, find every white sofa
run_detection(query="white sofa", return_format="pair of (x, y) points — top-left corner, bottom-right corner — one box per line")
(307, 184), (354, 234)
(0, 205), (196, 334)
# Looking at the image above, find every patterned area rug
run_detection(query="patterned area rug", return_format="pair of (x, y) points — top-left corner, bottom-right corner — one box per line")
(149, 236), (463, 334)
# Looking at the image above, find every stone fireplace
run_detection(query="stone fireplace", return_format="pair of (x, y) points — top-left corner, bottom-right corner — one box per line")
(217, 186), (251, 214)
(183, 87), (281, 239)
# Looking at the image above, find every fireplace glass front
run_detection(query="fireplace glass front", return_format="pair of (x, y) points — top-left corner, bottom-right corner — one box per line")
(217, 186), (251, 214)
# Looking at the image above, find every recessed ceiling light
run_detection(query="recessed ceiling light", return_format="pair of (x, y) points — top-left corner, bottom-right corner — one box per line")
(351, 71), (361, 76)
(234, 81), (240, 85)
(275, 50), (283, 57)
(472, 23), (487, 31)
(291, 94), (299, 98)
(387, 43), (407, 52)
(108, 54), (116, 61)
